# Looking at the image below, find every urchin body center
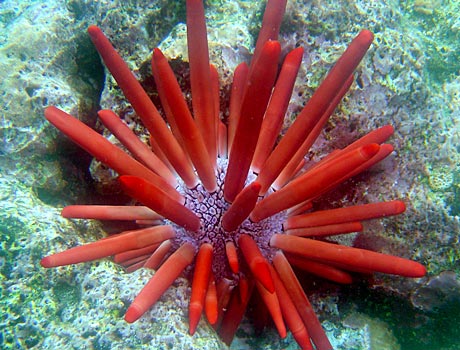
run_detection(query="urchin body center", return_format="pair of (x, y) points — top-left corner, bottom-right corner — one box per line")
(171, 157), (287, 281)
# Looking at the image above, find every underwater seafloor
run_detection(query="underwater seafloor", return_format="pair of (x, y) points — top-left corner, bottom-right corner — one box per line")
(1, 0), (460, 349)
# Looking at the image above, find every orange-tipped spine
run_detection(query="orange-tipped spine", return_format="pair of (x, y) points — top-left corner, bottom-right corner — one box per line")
(224, 41), (281, 202)
(41, 225), (175, 268)
(97, 109), (176, 186)
(222, 182), (261, 232)
(256, 30), (374, 194)
(119, 175), (201, 231)
(124, 243), (196, 323)
(270, 234), (426, 277)
(238, 234), (275, 293)
(251, 144), (380, 222)
(152, 48), (217, 192)
(186, 0), (217, 165)
(61, 205), (162, 221)
(189, 243), (213, 335)
(285, 200), (406, 230)
(87, 25), (197, 188)
(273, 252), (333, 350)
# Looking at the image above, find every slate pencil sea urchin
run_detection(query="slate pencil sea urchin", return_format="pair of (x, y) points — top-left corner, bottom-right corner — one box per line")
(41, 0), (426, 349)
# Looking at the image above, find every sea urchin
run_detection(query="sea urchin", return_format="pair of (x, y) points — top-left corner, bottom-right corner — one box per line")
(41, 0), (426, 349)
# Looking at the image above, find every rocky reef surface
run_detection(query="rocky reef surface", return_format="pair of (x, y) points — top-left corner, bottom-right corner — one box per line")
(1, 0), (459, 349)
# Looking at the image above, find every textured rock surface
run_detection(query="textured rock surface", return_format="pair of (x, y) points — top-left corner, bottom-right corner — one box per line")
(2, 0), (460, 349)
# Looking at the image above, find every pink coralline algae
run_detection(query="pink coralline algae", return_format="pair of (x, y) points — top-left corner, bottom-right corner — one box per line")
(41, 0), (426, 348)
